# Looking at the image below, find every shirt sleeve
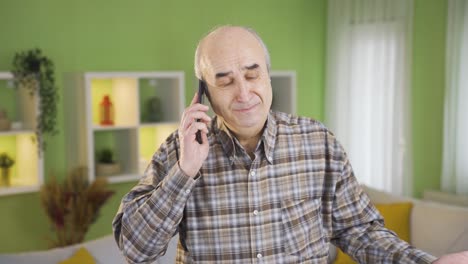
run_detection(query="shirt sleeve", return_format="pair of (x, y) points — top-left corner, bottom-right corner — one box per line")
(330, 141), (437, 264)
(112, 133), (198, 264)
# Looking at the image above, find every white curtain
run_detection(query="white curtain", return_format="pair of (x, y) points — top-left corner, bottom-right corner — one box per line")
(442, 0), (468, 195)
(326, 0), (413, 196)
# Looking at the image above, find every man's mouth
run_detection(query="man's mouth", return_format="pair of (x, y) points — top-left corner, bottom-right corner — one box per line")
(234, 103), (258, 113)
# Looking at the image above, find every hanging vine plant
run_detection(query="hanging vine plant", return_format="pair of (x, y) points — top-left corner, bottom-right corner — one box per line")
(12, 48), (59, 155)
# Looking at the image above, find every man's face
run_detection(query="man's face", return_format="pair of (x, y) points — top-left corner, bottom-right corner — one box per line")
(200, 28), (273, 136)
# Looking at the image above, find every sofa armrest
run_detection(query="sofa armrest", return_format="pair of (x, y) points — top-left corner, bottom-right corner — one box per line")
(423, 190), (468, 207)
(411, 201), (468, 257)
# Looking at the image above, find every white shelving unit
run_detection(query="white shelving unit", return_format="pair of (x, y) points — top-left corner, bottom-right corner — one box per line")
(65, 72), (184, 184)
(0, 72), (44, 196)
(270, 71), (297, 115)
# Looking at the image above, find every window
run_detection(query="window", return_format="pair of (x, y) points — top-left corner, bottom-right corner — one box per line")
(326, 0), (413, 195)
(441, 0), (468, 195)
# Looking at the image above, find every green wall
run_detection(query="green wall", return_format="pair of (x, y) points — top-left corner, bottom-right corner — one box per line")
(0, 0), (327, 253)
(0, 0), (448, 254)
(411, 0), (447, 197)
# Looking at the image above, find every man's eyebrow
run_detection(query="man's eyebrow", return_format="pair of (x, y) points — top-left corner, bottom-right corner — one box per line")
(215, 64), (260, 79)
(245, 63), (259, 70)
(215, 71), (232, 79)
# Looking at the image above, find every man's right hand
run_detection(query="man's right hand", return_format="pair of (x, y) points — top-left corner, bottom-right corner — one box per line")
(178, 93), (212, 178)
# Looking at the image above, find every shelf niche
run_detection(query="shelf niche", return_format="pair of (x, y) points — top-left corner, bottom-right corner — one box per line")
(65, 72), (185, 184)
(0, 72), (43, 196)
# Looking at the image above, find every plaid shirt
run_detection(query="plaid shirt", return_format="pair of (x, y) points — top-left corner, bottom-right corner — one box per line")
(113, 111), (436, 264)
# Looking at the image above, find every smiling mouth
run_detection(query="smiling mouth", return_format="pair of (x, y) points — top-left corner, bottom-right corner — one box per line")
(234, 103), (259, 113)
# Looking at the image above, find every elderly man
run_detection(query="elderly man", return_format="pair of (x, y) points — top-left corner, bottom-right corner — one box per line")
(113, 26), (468, 263)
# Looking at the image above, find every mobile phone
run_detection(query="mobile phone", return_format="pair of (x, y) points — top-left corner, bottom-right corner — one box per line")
(196, 79), (206, 144)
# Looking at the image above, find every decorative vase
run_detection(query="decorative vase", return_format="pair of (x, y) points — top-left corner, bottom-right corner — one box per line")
(100, 95), (114, 125)
(0, 168), (10, 186)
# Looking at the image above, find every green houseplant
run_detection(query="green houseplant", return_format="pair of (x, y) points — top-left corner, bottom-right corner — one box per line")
(11, 48), (59, 155)
(0, 153), (15, 186)
(97, 148), (115, 164)
(96, 148), (121, 176)
(40, 167), (114, 248)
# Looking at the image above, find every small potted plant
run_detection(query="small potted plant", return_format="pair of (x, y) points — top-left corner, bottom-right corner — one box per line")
(95, 148), (121, 176)
(0, 153), (15, 186)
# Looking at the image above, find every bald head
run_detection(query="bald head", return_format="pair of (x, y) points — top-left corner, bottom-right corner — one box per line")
(192, 26), (273, 142)
(194, 26), (271, 80)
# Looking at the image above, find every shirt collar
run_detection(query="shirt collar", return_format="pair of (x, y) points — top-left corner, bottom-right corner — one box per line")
(212, 110), (277, 165)
(262, 111), (277, 164)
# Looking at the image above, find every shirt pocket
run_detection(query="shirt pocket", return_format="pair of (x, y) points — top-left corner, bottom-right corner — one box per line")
(281, 197), (327, 259)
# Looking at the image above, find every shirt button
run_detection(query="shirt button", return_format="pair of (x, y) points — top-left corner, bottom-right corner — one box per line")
(185, 189), (190, 194)
(250, 170), (256, 177)
(253, 210), (259, 216)
(257, 253), (263, 258)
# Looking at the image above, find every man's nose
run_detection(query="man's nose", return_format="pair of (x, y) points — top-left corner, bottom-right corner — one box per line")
(235, 79), (251, 102)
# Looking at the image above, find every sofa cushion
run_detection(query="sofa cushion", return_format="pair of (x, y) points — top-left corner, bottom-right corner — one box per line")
(375, 202), (412, 242)
(361, 185), (468, 258)
(333, 202), (413, 263)
(0, 235), (128, 264)
(59, 247), (95, 264)
(0, 245), (78, 264)
(361, 185), (411, 203)
(81, 235), (127, 264)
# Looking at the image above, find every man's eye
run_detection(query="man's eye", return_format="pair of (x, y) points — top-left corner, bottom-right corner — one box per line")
(217, 81), (232, 88)
(223, 81), (233, 87)
(246, 74), (259, 80)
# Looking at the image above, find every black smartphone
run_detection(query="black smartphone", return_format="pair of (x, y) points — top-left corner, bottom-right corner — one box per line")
(196, 79), (206, 144)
